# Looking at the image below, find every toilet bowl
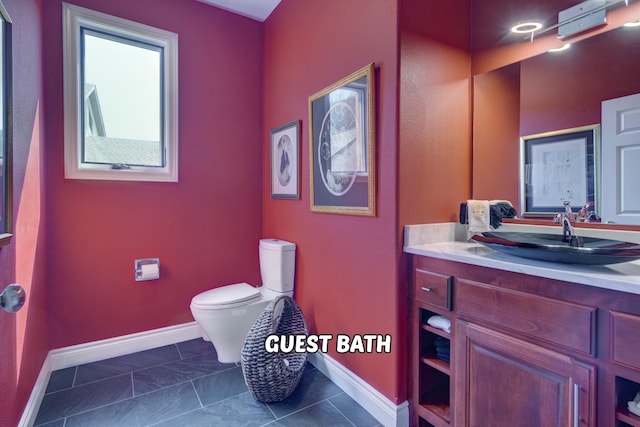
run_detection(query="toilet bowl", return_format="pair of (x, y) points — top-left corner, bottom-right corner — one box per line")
(190, 239), (295, 363)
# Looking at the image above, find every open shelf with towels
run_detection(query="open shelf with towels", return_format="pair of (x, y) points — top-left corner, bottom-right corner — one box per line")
(415, 304), (452, 427)
(617, 377), (640, 427)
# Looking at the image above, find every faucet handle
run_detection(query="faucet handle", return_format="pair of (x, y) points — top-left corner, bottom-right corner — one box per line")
(577, 201), (595, 222)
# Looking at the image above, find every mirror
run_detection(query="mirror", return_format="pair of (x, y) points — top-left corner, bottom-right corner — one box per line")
(0, 2), (11, 247)
(473, 23), (640, 225)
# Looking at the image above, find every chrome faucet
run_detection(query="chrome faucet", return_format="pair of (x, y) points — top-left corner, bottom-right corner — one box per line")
(554, 201), (583, 247)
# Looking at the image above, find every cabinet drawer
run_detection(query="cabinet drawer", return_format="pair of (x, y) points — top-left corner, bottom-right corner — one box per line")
(611, 310), (640, 370)
(415, 269), (452, 310)
(456, 279), (597, 356)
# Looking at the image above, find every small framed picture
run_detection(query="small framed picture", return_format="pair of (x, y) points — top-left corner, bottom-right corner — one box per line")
(308, 63), (376, 216)
(270, 120), (300, 199)
(520, 125), (600, 217)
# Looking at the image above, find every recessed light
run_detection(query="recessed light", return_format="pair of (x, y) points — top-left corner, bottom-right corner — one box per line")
(548, 43), (571, 52)
(510, 21), (543, 34)
(624, 20), (640, 27)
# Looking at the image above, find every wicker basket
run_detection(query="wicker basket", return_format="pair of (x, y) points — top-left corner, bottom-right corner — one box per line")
(241, 296), (308, 402)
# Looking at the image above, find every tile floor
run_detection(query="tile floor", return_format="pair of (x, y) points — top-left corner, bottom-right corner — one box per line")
(34, 338), (382, 427)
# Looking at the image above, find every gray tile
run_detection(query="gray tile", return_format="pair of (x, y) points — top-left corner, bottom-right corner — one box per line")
(266, 367), (343, 418)
(330, 393), (381, 427)
(35, 373), (132, 425)
(75, 345), (180, 385)
(34, 420), (65, 427)
(45, 367), (76, 393)
(133, 352), (236, 395)
(152, 391), (275, 427)
(267, 400), (355, 427)
(65, 381), (200, 427)
(176, 338), (216, 359)
(192, 366), (248, 406)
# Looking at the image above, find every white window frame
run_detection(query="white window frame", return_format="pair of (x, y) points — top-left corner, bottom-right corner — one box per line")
(62, 3), (179, 182)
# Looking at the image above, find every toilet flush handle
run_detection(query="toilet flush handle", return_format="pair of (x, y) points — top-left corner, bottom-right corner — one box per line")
(1, 284), (26, 313)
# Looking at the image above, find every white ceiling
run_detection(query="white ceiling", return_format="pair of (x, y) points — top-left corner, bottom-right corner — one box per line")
(196, 0), (281, 21)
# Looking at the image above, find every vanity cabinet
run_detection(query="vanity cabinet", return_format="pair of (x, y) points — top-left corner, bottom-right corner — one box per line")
(409, 255), (640, 427)
(454, 320), (594, 427)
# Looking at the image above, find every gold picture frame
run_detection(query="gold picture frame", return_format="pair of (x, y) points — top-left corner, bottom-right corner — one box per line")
(308, 63), (376, 216)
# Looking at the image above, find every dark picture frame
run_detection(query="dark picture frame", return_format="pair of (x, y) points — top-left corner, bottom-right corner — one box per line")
(308, 63), (376, 216)
(270, 120), (300, 199)
(520, 125), (600, 217)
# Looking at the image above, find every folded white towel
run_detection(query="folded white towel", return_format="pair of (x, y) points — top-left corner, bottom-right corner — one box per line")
(628, 392), (640, 417)
(467, 199), (490, 233)
(427, 315), (451, 333)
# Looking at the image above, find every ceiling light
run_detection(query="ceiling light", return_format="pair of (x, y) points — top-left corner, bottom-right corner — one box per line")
(548, 43), (571, 52)
(624, 19), (640, 27)
(510, 21), (544, 34)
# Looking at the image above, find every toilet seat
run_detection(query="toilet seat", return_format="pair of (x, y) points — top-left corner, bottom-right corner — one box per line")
(191, 282), (261, 310)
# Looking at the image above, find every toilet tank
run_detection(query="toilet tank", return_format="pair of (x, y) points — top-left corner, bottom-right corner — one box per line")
(259, 239), (296, 293)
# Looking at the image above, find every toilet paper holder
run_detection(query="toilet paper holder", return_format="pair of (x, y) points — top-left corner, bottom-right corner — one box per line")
(135, 258), (160, 281)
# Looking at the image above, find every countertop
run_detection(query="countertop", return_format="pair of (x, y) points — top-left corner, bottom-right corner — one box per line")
(404, 223), (640, 295)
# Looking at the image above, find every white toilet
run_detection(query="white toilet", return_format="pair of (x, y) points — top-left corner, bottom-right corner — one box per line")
(190, 238), (296, 363)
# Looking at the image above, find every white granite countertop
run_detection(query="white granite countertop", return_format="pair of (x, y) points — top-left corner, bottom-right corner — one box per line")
(404, 223), (640, 296)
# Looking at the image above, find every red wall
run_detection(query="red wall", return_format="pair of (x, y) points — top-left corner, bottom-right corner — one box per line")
(398, 0), (472, 226)
(472, 63), (521, 209)
(520, 27), (640, 135)
(0, 0), (49, 425)
(43, 0), (264, 348)
(263, 0), (403, 402)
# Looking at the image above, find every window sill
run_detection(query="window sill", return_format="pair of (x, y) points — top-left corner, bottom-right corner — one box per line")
(0, 233), (13, 248)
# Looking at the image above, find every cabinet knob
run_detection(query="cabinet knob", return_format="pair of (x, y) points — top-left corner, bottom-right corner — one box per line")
(421, 287), (432, 292)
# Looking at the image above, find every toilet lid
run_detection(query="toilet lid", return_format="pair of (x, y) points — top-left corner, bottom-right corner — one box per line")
(191, 282), (261, 308)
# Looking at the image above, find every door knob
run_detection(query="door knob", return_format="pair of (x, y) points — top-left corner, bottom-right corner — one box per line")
(0, 284), (26, 313)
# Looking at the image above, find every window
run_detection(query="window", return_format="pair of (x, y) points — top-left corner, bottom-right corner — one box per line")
(63, 3), (178, 181)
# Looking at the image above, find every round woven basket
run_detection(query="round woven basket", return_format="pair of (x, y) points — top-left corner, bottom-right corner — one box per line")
(241, 296), (308, 402)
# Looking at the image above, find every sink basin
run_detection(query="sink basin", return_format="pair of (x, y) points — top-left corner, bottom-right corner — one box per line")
(471, 231), (640, 265)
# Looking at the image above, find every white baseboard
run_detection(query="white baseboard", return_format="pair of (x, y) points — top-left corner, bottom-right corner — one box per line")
(19, 322), (408, 427)
(308, 352), (409, 427)
(18, 354), (52, 427)
(48, 321), (202, 371)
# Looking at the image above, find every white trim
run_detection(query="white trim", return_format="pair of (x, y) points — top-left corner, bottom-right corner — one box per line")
(49, 321), (201, 371)
(308, 352), (409, 427)
(62, 2), (179, 182)
(19, 322), (406, 427)
(18, 355), (52, 427)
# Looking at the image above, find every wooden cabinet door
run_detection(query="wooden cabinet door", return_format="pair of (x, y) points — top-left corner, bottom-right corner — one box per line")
(454, 321), (595, 427)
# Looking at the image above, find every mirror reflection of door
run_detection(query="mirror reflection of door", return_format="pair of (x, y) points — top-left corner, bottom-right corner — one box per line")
(602, 93), (640, 225)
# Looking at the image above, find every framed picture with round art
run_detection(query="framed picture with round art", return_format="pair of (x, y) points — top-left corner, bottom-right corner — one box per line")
(308, 63), (376, 216)
(270, 120), (300, 199)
